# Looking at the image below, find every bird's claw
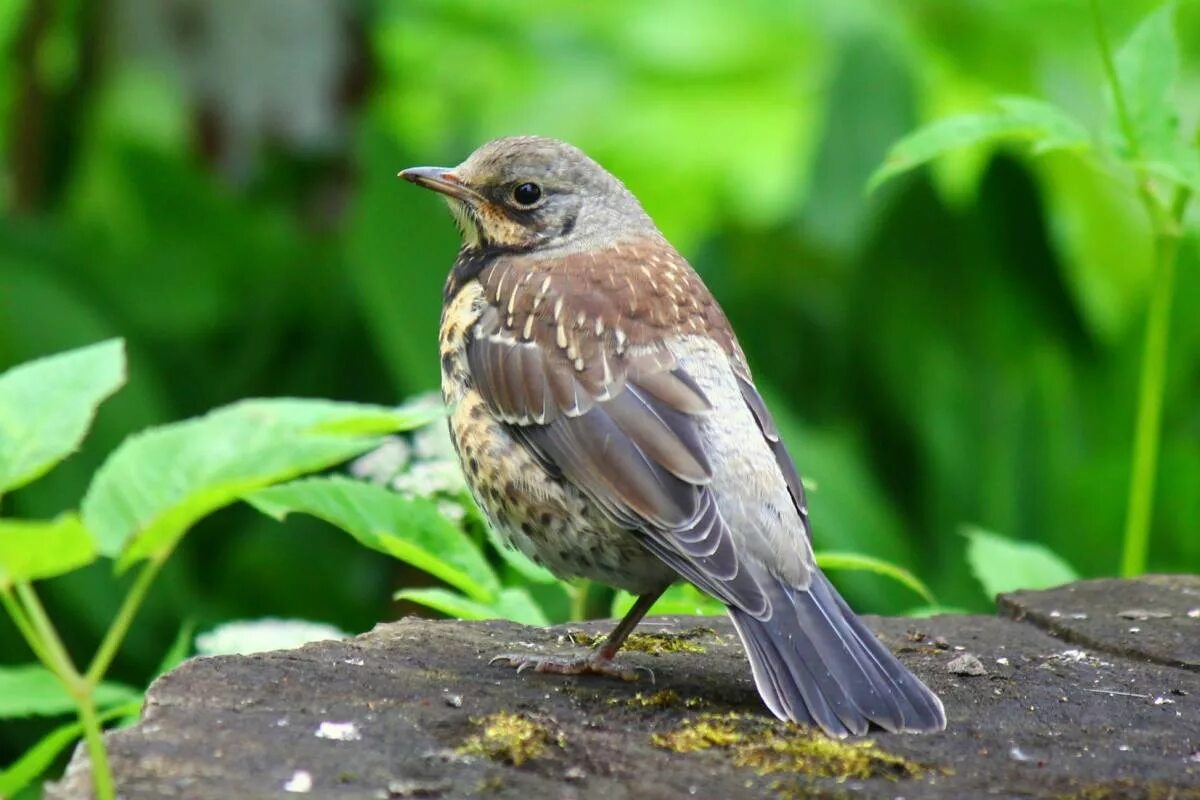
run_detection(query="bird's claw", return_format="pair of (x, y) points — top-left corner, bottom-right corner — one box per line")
(488, 652), (647, 682)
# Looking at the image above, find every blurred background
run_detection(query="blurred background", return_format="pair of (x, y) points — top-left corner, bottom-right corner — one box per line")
(1, 0), (1198, 770)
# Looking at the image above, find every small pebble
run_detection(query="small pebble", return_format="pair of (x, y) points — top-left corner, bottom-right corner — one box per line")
(565, 766), (587, 781)
(1128, 627), (1141, 634)
(444, 694), (463, 708)
(1186, 609), (1199, 619)
(946, 653), (987, 676)
(316, 721), (362, 742)
(284, 770), (313, 793)
(995, 657), (1010, 667)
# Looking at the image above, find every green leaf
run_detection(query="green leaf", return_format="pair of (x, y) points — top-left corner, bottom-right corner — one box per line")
(0, 513), (96, 589)
(868, 96), (1090, 191)
(0, 664), (141, 719)
(1114, 2), (1178, 162)
(0, 339), (125, 494)
(82, 399), (405, 567)
(0, 700), (141, 798)
(396, 586), (549, 626)
(249, 476), (500, 602)
(611, 583), (725, 618)
(194, 618), (348, 656)
(814, 550), (937, 605)
(151, 619), (195, 680)
(963, 526), (1080, 599)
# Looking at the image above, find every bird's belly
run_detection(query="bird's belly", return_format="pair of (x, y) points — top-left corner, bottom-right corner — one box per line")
(440, 283), (674, 596)
(447, 390), (675, 595)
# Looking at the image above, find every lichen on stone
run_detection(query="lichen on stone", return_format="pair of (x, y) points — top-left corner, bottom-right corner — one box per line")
(651, 712), (932, 781)
(567, 627), (717, 655)
(457, 711), (562, 766)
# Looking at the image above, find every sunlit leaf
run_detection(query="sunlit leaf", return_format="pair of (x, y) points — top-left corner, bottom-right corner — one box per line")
(0, 665), (141, 719)
(611, 583), (725, 618)
(1114, 2), (1179, 163)
(814, 551), (937, 605)
(82, 399), (405, 567)
(868, 96), (1090, 191)
(0, 339), (125, 494)
(0, 513), (96, 589)
(396, 586), (549, 626)
(0, 700), (141, 799)
(963, 526), (1079, 599)
(194, 618), (348, 656)
(249, 476), (500, 602)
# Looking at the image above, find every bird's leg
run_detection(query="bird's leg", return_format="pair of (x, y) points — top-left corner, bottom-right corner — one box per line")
(490, 588), (665, 682)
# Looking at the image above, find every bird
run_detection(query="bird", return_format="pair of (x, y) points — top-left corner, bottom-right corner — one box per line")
(399, 136), (946, 737)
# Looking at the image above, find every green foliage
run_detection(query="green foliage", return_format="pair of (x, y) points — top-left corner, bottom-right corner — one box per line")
(250, 476), (500, 602)
(394, 587), (549, 626)
(963, 526), (1080, 600)
(868, 97), (1091, 191)
(0, 341), (432, 799)
(0, 515), (93, 588)
(1, 0), (1199, 793)
(812, 552), (936, 606)
(0, 666), (140, 719)
(0, 339), (125, 495)
(81, 399), (417, 567)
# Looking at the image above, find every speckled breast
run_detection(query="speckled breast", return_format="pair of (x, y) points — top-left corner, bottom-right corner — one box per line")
(438, 279), (676, 596)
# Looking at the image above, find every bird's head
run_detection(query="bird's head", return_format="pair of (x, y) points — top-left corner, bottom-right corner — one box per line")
(400, 136), (654, 253)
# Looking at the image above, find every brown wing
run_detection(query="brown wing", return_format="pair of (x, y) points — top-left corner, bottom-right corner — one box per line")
(463, 240), (771, 616)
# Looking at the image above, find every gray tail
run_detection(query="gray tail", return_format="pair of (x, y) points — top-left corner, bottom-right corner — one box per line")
(728, 570), (946, 736)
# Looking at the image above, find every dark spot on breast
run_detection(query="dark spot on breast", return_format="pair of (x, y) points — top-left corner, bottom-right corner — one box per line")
(539, 512), (553, 527)
(520, 521), (534, 535)
(467, 456), (479, 474)
(441, 352), (455, 375)
(504, 480), (518, 497)
(469, 404), (485, 420)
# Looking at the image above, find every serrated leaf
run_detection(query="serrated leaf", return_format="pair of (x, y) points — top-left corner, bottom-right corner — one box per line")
(0, 699), (141, 798)
(868, 97), (1090, 191)
(1115, 2), (1179, 162)
(963, 526), (1079, 599)
(249, 476), (499, 602)
(0, 513), (96, 589)
(0, 664), (141, 719)
(396, 586), (549, 626)
(81, 399), (405, 567)
(0, 339), (125, 494)
(814, 551), (937, 605)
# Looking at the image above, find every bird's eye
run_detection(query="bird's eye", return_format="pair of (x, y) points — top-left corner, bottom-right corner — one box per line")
(511, 182), (542, 206)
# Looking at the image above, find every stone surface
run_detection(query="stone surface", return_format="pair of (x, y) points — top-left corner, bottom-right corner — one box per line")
(49, 577), (1200, 799)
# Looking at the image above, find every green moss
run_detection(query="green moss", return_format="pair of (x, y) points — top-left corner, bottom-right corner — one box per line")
(457, 711), (563, 766)
(568, 626), (717, 655)
(651, 712), (934, 781)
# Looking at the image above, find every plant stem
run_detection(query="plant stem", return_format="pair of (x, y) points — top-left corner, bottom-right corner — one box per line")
(15, 582), (82, 688)
(1120, 190), (1190, 576)
(0, 586), (54, 665)
(76, 695), (116, 800)
(1088, 0), (1141, 159)
(1089, 0), (1192, 576)
(85, 555), (165, 686)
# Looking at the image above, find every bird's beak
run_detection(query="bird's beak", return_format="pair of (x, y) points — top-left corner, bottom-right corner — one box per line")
(398, 166), (479, 203)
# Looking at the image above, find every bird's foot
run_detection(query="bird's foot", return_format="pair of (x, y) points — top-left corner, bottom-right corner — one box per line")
(489, 652), (653, 683)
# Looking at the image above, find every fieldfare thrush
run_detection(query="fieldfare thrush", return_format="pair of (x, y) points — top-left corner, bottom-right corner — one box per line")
(400, 136), (946, 737)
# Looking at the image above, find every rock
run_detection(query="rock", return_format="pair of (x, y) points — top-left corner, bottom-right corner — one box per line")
(944, 653), (986, 676)
(49, 577), (1200, 799)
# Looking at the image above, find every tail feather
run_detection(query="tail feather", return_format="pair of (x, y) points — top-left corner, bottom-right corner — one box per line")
(728, 570), (946, 737)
